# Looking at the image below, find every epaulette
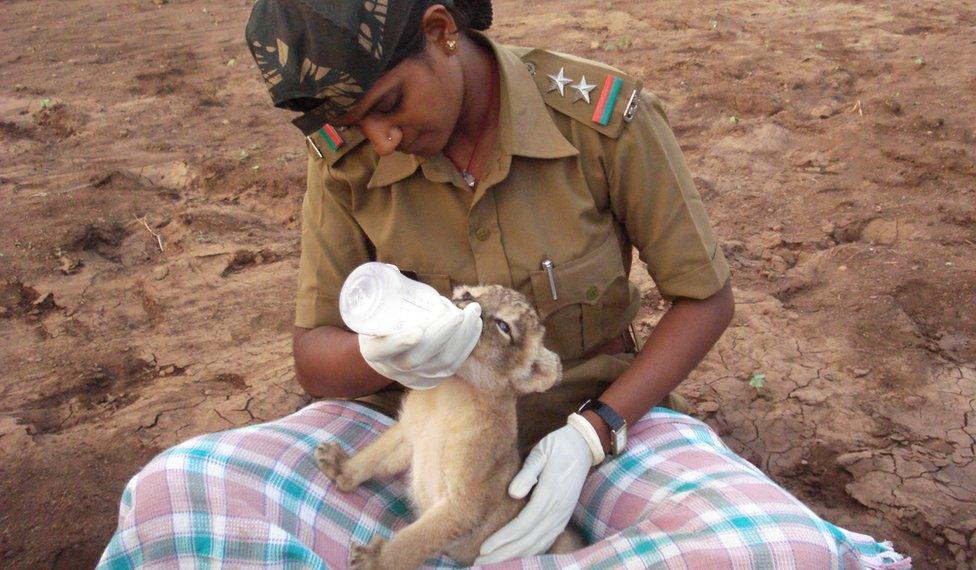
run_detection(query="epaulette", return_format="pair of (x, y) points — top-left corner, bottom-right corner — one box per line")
(521, 48), (643, 139)
(301, 123), (368, 167)
(292, 113), (366, 166)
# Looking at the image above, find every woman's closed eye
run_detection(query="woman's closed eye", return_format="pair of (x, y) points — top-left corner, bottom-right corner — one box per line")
(374, 91), (401, 115)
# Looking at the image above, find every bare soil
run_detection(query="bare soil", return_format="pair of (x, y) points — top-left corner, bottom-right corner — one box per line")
(1, 0), (974, 568)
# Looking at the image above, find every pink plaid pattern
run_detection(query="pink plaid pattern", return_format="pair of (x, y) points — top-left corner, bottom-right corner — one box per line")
(98, 401), (909, 569)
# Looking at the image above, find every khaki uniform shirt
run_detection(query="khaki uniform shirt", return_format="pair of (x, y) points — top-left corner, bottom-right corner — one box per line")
(296, 35), (730, 452)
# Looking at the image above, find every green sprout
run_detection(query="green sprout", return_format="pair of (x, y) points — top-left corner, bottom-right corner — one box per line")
(749, 372), (766, 391)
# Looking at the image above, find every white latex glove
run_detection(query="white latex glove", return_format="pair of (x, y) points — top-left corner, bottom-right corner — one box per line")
(475, 424), (593, 564)
(359, 299), (482, 390)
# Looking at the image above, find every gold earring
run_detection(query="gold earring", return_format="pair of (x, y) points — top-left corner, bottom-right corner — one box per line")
(445, 39), (457, 51)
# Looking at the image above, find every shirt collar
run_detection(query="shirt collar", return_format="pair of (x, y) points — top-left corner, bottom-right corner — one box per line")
(488, 35), (580, 160)
(367, 35), (578, 189)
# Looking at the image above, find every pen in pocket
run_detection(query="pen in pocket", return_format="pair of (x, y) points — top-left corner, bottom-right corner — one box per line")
(541, 259), (558, 301)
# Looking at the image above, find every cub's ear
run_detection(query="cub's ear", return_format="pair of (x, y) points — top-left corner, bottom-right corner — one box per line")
(520, 348), (562, 394)
(452, 285), (476, 304)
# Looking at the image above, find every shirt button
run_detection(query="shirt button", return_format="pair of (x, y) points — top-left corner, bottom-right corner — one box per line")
(586, 285), (600, 301)
(474, 227), (491, 241)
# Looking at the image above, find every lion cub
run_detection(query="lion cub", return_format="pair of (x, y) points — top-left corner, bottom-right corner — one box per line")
(316, 284), (584, 569)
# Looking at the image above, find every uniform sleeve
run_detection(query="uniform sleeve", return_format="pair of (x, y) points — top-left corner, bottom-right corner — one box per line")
(295, 153), (374, 329)
(606, 92), (730, 300)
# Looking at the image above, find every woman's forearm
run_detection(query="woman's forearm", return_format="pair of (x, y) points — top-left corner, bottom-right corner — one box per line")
(292, 325), (394, 398)
(583, 279), (735, 452)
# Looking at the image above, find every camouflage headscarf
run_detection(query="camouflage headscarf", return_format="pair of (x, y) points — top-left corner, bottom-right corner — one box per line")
(245, 0), (493, 135)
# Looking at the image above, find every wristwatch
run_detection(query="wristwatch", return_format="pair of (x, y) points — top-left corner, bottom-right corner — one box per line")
(577, 399), (628, 456)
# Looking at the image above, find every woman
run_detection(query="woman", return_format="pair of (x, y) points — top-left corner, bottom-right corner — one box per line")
(98, 0), (908, 567)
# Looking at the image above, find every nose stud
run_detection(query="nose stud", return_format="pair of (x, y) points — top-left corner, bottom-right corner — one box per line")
(387, 136), (393, 142)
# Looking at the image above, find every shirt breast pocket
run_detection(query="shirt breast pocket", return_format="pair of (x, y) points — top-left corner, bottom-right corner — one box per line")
(528, 232), (632, 360)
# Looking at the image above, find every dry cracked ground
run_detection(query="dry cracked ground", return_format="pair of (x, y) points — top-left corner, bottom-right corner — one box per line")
(1, 0), (974, 568)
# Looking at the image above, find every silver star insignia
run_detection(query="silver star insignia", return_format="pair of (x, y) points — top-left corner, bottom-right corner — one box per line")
(546, 67), (573, 97)
(571, 75), (596, 104)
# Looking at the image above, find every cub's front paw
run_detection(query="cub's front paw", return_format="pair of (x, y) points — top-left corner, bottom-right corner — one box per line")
(349, 535), (385, 570)
(315, 442), (358, 491)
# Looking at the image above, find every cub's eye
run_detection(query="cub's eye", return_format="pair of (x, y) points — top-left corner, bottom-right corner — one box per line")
(495, 318), (511, 335)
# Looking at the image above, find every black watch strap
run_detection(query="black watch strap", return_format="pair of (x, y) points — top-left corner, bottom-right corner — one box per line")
(577, 399), (625, 432)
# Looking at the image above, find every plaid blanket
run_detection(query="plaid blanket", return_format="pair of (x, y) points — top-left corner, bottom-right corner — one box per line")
(98, 402), (909, 569)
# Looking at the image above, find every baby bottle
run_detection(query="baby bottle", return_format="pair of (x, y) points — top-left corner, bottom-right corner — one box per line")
(339, 262), (455, 336)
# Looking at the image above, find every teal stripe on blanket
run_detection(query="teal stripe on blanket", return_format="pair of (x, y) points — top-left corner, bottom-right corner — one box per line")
(166, 430), (413, 536)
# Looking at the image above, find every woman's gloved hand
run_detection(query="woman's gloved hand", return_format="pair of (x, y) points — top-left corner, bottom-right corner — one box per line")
(475, 423), (594, 564)
(359, 299), (482, 390)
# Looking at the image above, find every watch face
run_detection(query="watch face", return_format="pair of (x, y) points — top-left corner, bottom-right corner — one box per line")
(612, 424), (627, 456)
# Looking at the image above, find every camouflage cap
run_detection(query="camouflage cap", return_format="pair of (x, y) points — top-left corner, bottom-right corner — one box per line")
(245, 0), (423, 133)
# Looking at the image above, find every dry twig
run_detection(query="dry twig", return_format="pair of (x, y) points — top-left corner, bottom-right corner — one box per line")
(135, 215), (164, 252)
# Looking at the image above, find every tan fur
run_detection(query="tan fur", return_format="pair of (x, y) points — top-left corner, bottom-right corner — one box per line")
(316, 285), (585, 569)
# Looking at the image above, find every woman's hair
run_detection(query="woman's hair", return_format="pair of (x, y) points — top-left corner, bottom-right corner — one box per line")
(387, 1), (493, 69)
